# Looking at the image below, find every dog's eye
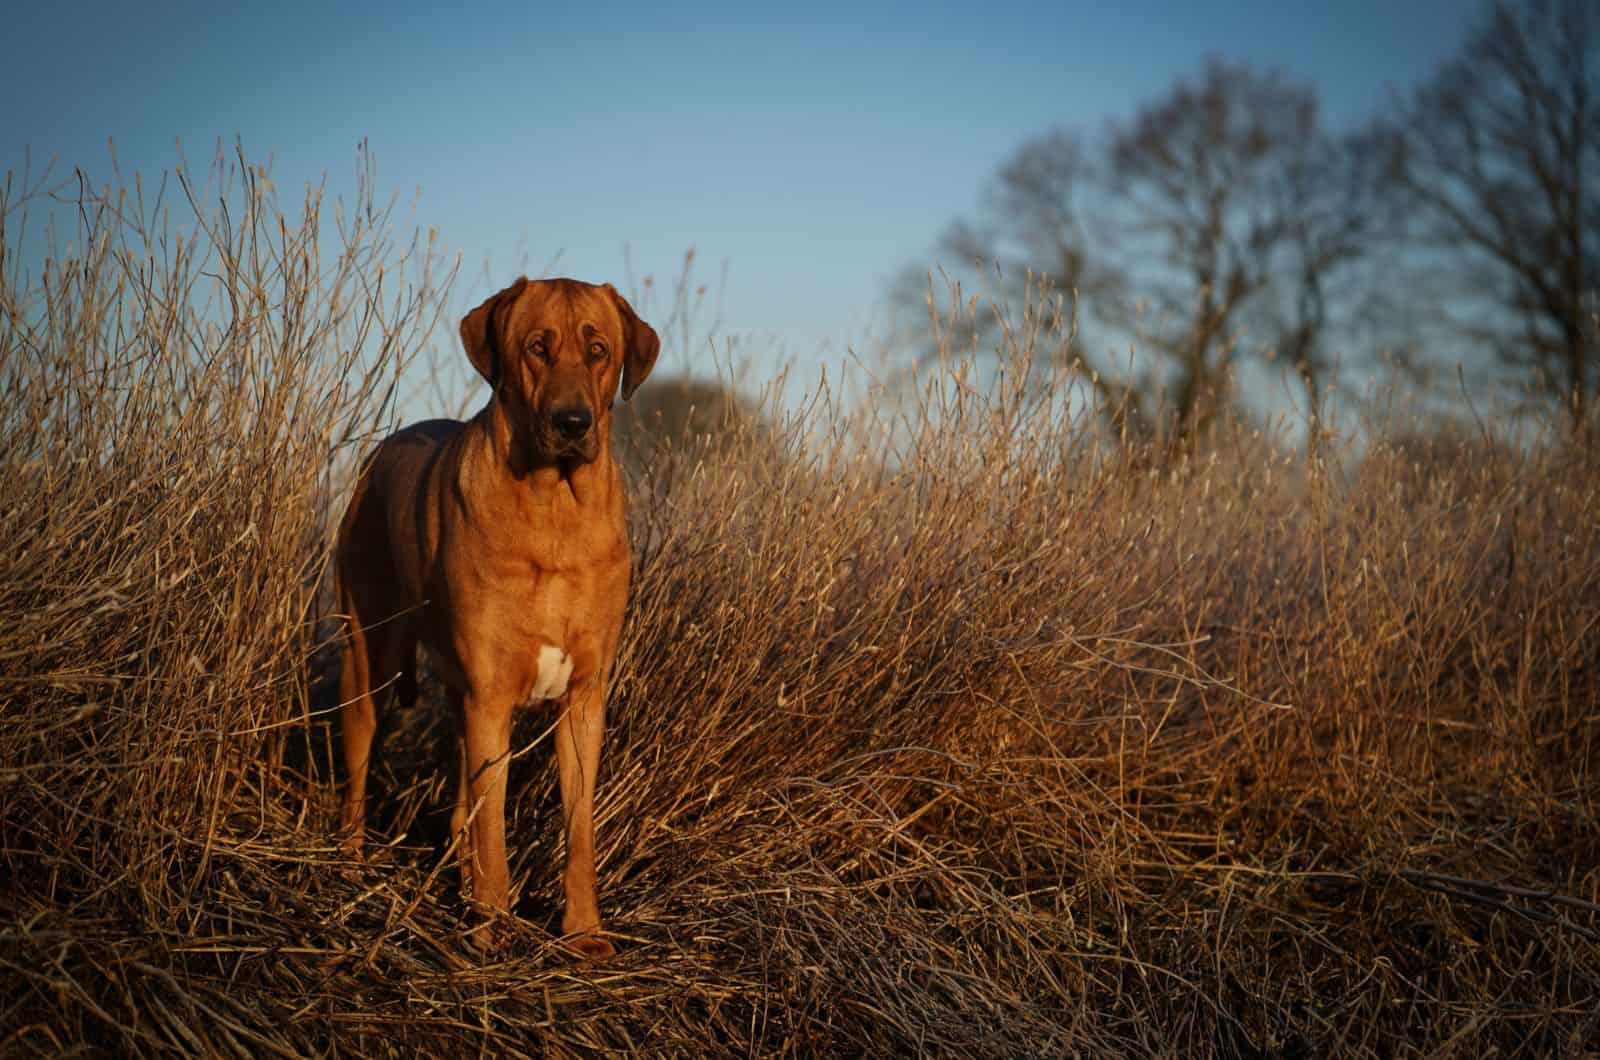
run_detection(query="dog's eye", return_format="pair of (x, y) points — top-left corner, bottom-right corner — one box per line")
(529, 339), (548, 359)
(587, 342), (607, 360)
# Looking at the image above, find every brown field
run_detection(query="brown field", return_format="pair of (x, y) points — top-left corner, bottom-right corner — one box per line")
(3, 159), (1597, 1057)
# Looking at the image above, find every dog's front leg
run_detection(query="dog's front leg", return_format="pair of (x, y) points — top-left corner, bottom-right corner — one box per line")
(462, 693), (515, 921)
(556, 676), (613, 959)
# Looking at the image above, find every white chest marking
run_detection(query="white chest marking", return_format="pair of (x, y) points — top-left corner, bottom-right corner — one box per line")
(521, 644), (572, 705)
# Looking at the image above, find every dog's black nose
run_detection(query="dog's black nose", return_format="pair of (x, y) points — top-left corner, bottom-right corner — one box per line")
(551, 406), (593, 440)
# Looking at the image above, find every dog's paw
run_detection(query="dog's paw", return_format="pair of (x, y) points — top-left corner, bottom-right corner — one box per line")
(564, 932), (616, 962)
(463, 916), (512, 958)
(527, 644), (573, 701)
(337, 830), (366, 860)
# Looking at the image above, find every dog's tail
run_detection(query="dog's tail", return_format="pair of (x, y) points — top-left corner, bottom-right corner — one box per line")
(333, 440), (423, 713)
(332, 454), (373, 633)
(332, 448), (388, 694)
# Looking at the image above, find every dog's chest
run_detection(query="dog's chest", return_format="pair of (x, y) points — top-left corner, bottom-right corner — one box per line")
(514, 644), (573, 707)
(440, 479), (628, 703)
(462, 548), (625, 706)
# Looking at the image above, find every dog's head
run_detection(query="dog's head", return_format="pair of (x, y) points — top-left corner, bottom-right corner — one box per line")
(460, 277), (659, 470)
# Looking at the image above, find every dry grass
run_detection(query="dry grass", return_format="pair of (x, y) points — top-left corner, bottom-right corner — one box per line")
(3, 154), (1598, 1058)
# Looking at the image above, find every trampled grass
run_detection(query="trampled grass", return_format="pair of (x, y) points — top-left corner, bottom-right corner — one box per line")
(2, 155), (1597, 1056)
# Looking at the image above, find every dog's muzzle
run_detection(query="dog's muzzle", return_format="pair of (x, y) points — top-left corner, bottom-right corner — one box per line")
(551, 405), (593, 441)
(546, 404), (598, 464)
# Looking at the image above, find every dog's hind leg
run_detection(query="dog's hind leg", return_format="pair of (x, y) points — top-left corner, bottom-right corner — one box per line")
(336, 593), (379, 855)
(446, 690), (475, 898)
(336, 581), (414, 856)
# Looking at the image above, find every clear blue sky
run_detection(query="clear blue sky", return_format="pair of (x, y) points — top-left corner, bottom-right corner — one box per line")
(3, 0), (1477, 382)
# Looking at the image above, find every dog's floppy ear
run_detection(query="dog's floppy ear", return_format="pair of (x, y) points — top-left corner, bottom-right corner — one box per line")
(459, 277), (529, 386)
(605, 285), (660, 401)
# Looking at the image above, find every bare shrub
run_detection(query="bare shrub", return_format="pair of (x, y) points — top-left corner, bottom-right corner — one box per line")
(1, 145), (451, 1037)
(611, 373), (763, 480)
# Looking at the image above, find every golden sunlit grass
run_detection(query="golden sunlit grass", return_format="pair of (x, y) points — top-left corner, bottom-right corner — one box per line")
(2, 153), (1596, 1056)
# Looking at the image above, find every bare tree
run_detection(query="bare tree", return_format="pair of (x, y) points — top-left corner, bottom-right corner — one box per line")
(906, 59), (1379, 453)
(1258, 128), (1393, 448)
(1107, 59), (1370, 448)
(891, 131), (1129, 413)
(949, 131), (1125, 312)
(1380, 0), (1598, 435)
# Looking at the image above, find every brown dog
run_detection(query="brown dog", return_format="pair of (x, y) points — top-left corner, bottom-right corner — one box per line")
(334, 277), (657, 958)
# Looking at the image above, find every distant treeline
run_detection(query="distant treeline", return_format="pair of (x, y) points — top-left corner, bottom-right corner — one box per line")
(901, 0), (1597, 449)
